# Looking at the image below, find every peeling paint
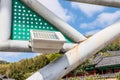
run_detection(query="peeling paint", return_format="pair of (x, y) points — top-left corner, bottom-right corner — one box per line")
(27, 22), (120, 80)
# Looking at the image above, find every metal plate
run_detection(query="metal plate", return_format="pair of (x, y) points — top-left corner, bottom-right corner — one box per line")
(11, 0), (73, 43)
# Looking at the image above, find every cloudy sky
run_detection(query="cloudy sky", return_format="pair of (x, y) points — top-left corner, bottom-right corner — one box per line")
(0, 0), (120, 62)
(39, 0), (120, 35)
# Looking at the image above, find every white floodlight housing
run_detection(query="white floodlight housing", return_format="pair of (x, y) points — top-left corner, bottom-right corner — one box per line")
(30, 30), (66, 53)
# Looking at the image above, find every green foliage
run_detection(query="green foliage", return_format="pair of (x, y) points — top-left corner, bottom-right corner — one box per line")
(0, 60), (9, 64)
(100, 52), (113, 57)
(67, 77), (80, 80)
(72, 57), (94, 76)
(0, 64), (9, 75)
(86, 36), (120, 52)
(46, 53), (62, 62)
(116, 72), (120, 80)
(0, 37), (119, 79)
(65, 75), (99, 80)
(84, 75), (99, 80)
(0, 55), (50, 79)
(23, 73), (33, 79)
(101, 37), (120, 52)
(101, 44), (120, 52)
(0, 54), (62, 80)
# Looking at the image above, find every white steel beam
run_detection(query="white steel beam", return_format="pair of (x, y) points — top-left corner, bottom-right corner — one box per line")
(0, 0), (12, 41)
(27, 22), (120, 80)
(20, 0), (87, 43)
(0, 40), (31, 52)
(0, 40), (77, 52)
(60, 43), (77, 53)
(68, 0), (120, 8)
(0, 0), (77, 52)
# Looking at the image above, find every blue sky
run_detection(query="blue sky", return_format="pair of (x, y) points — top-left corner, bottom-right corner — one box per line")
(0, 52), (37, 62)
(0, 0), (120, 62)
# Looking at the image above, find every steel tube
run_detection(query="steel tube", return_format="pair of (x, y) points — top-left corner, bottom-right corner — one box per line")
(69, 0), (120, 8)
(27, 22), (120, 80)
(0, 40), (76, 52)
(0, 40), (31, 52)
(60, 43), (77, 53)
(0, 0), (77, 52)
(20, 0), (86, 42)
(0, 0), (12, 41)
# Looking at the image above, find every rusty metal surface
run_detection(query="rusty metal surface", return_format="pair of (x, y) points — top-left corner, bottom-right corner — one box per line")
(27, 22), (120, 80)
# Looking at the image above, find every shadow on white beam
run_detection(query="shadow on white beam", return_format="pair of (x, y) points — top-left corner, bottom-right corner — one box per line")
(27, 22), (120, 80)
(68, 0), (120, 8)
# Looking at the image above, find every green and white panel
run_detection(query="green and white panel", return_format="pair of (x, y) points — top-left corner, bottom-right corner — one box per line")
(11, 0), (73, 43)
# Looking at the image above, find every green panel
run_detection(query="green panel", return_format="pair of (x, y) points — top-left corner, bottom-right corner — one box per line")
(11, 0), (73, 43)
(97, 65), (120, 70)
(85, 67), (94, 71)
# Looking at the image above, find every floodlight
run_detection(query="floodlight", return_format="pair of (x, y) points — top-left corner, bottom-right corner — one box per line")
(30, 30), (66, 53)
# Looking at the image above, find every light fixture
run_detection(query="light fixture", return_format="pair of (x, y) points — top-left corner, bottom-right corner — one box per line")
(30, 30), (66, 53)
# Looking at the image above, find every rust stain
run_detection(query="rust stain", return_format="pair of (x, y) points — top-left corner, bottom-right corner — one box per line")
(68, 45), (80, 62)
(68, 39), (86, 54)
(74, 45), (79, 61)
(79, 38), (87, 43)
(69, 45), (78, 54)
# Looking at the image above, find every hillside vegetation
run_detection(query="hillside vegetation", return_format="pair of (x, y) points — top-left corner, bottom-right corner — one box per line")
(100, 37), (120, 52)
(0, 60), (9, 64)
(0, 54), (62, 80)
(0, 37), (119, 80)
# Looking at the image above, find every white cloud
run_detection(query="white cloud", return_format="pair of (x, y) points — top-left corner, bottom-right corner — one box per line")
(71, 2), (105, 17)
(85, 29), (100, 36)
(80, 10), (120, 29)
(38, 0), (72, 22)
(0, 57), (4, 60)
